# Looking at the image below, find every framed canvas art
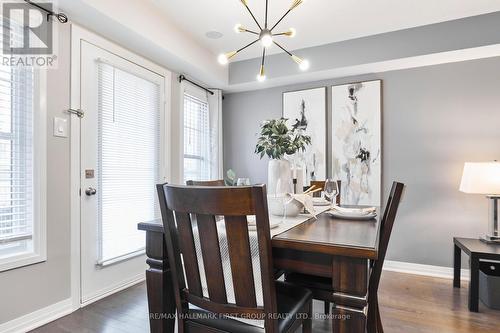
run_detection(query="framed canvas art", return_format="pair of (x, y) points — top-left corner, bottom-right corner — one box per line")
(283, 87), (327, 180)
(331, 80), (381, 206)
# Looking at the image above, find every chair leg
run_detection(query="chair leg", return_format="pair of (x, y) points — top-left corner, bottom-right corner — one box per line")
(367, 298), (377, 333)
(376, 300), (384, 333)
(324, 301), (330, 314)
(302, 301), (312, 333)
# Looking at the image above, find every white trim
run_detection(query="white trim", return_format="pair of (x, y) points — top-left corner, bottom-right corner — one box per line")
(70, 23), (172, 310)
(0, 67), (47, 272)
(80, 273), (145, 307)
(384, 260), (470, 281)
(0, 298), (73, 333)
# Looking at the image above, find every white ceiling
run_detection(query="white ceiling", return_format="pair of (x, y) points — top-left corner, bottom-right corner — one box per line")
(151, 0), (500, 61)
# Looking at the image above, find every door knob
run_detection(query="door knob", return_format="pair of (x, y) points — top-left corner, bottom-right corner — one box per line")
(85, 187), (97, 196)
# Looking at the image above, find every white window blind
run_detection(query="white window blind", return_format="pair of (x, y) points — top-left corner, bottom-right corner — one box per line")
(0, 18), (35, 260)
(97, 61), (161, 265)
(183, 93), (211, 183)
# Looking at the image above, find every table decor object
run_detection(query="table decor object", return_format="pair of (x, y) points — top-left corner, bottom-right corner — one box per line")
(255, 118), (311, 196)
(460, 161), (500, 243)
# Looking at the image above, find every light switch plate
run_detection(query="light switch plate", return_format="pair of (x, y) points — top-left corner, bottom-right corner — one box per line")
(53, 117), (68, 138)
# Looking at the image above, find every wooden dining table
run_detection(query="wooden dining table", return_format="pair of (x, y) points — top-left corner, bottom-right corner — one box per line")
(138, 209), (380, 333)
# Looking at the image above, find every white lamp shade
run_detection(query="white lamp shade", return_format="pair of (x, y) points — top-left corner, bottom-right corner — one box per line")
(460, 162), (500, 195)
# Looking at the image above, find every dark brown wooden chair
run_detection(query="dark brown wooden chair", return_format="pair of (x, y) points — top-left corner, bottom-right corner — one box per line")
(157, 183), (313, 333)
(186, 179), (226, 186)
(285, 182), (405, 333)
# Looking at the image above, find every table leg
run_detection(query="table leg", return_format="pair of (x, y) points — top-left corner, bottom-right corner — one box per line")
(145, 231), (176, 333)
(453, 244), (461, 288)
(468, 256), (479, 312)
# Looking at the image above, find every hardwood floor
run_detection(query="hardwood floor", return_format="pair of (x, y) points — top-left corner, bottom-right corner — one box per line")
(32, 271), (500, 333)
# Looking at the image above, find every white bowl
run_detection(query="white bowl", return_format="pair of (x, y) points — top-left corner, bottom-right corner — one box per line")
(267, 195), (303, 217)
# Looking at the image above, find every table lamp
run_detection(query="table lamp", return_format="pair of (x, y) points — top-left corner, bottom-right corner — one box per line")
(460, 161), (500, 243)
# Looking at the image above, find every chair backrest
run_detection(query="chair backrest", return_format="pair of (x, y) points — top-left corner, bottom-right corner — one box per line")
(368, 182), (405, 294)
(157, 183), (279, 331)
(186, 179), (226, 186)
(308, 180), (342, 205)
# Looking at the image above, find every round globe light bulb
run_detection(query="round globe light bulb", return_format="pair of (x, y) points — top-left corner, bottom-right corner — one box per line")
(289, 28), (296, 37)
(299, 59), (310, 71)
(256, 74), (266, 82)
(261, 32), (273, 48)
(218, 53), (229, 65)
(234, 24), (243, 34)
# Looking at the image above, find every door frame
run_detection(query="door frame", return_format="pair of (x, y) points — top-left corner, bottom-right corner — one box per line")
(70, 24), (172, 310)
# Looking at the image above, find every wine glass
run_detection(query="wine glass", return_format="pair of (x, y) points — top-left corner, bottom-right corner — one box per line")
(276, 179), (294, 221)
(324, 179), (339, 208)
(237, 178), (251, 186)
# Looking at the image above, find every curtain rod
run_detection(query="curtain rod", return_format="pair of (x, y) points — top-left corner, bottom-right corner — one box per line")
(24, 0), (68, 23)
(179, 75), (215, 96)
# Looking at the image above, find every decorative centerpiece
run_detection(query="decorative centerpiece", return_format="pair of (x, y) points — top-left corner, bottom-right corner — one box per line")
(255, 118), (311, 208)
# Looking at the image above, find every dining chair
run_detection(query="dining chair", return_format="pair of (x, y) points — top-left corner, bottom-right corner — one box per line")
(306, 180), (342, 205)
(157, 183), (313, 333)
(186, 179), (226, 186)
(285, 182), (405, 333)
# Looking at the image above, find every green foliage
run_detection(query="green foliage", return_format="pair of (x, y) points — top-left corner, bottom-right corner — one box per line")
(225, 169), (237, 186)
(255, 118), (311, 160)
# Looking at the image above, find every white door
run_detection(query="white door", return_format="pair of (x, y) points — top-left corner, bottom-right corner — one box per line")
(80, 40), (167, 303)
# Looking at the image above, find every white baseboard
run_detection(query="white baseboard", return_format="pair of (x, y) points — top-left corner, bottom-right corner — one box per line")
(0, 298), (73, 333)
(384, 260), (470, 281)
(80, 273), (145, 307)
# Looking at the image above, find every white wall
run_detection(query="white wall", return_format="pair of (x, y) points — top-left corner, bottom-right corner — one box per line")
(0, 25), (72, 324)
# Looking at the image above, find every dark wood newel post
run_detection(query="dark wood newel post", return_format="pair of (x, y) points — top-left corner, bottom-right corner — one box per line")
(139, 223), (176, 333)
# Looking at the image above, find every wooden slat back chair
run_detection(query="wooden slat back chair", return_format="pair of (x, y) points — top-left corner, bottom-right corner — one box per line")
(157, 183), (313, 333)
(307, 180), (342, 205)
(186, 180), (226, 186)
(365, 182), (405, 333)
(285, 182), (405, 332)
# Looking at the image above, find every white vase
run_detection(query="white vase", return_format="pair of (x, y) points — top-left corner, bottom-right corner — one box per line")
(267, 159), (292, 196)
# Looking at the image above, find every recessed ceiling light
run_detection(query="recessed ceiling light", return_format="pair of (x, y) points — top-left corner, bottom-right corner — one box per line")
(205, 31), (223, 39)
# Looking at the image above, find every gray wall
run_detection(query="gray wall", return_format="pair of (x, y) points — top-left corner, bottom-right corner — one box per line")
(223, 56), (500, 267)
(0, 25), (72, 323)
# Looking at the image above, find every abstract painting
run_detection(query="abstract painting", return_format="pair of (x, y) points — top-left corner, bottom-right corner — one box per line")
(331, 80), (381, 206)
(283, 87), (327, 180)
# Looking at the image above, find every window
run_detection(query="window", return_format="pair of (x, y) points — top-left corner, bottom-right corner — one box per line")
(182, 87), (222, 183)
(97, 61), (161, 265)
(183, 93), (211, 183)
(0, 18), (46, 271)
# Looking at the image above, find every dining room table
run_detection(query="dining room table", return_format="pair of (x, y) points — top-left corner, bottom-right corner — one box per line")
(138, 204), (380, 333)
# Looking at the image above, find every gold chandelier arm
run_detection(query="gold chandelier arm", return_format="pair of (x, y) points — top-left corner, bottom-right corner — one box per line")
(270, 0), (304, 31)
(273, 41), (293, 57)
(265, 0), (269, 28)
(273, 31), (293, 37)
(239, 0), (262, 30)
(242, 28), (259, 35)
(236, 38), (260, 54)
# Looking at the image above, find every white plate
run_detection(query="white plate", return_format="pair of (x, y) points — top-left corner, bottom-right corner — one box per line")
(312, 198), (330, 206)
(328, 211), (377, 220)
(248, 220), (282, 231)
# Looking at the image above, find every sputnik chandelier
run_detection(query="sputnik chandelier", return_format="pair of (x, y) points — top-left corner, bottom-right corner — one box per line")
(218, 0), (309, 82)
